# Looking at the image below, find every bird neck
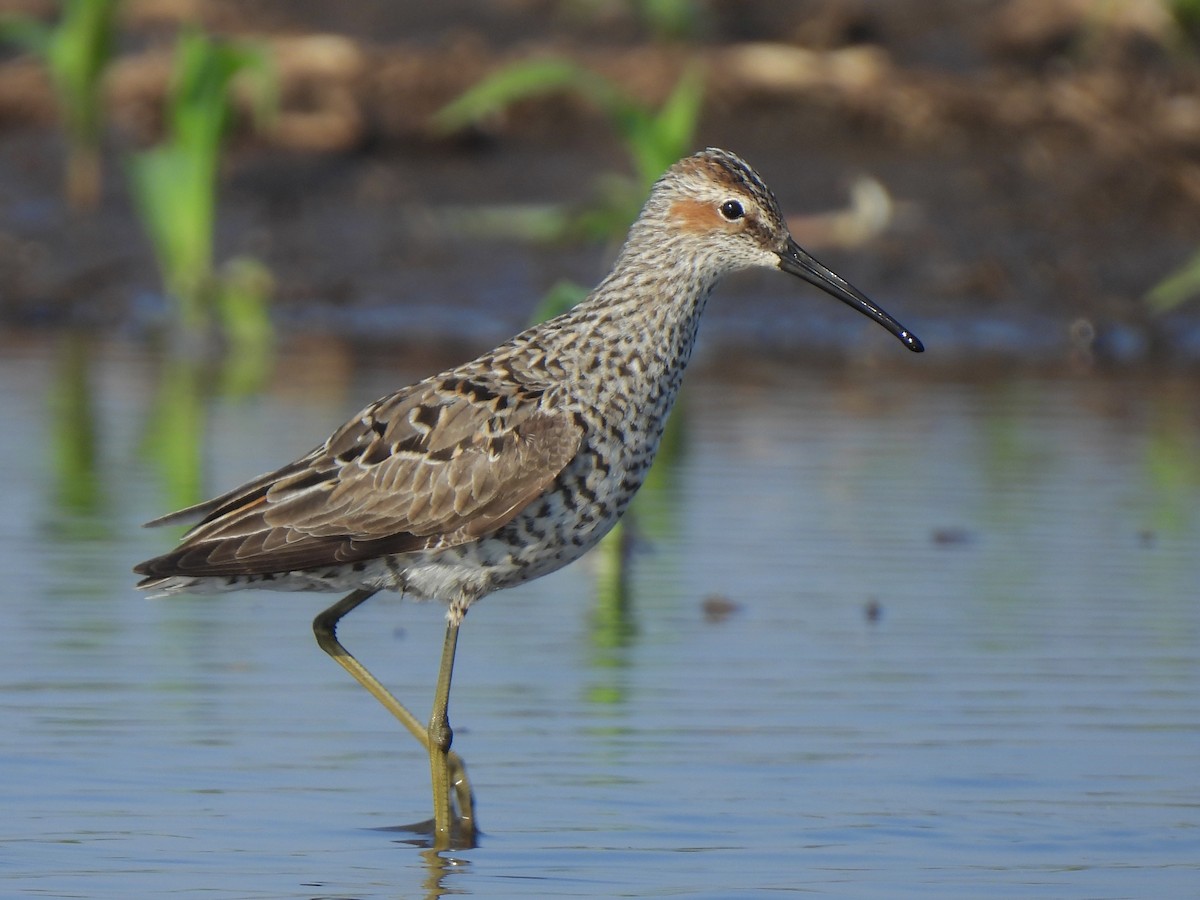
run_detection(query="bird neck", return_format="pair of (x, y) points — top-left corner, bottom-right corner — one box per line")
(528, 238), (719, 436)
(577, 242), (717, 368)
(499, 225), (723, 412)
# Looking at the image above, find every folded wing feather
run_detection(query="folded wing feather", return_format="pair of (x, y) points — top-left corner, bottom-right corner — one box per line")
(134, 375), (583, 580)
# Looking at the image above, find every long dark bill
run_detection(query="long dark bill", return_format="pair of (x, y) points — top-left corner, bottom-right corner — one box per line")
(778, 238), (924, 353)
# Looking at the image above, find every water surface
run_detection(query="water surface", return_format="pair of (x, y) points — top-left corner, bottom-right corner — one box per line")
(2, 335), (1197, 898)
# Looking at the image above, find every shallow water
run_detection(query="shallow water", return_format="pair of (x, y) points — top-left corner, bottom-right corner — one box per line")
(2, 335), (1198, 899)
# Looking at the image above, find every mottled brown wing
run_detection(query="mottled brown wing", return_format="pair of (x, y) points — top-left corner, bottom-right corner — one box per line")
(135, 374), (582, 579)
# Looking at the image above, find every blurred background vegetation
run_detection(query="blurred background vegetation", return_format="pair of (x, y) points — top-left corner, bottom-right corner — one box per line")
(0, 0), (1190, 360)
(2, 0), (1200, 540)
(0, 0), (1198, 351)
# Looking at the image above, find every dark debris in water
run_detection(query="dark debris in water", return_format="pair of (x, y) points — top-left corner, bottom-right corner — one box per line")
(702, 594), (741, 624)
(931, 526), (975, 547)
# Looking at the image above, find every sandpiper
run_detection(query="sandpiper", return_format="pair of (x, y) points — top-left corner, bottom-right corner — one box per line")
(135, 147), (923, 847)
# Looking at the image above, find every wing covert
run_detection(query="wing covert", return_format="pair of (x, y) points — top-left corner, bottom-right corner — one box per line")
(135, 373), (583, 579)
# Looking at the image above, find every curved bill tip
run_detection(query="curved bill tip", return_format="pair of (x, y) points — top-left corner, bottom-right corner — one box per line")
(779, 240), (924, 354)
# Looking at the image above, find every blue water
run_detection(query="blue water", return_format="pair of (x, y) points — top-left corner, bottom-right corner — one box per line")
(1, 335), (1197, 898)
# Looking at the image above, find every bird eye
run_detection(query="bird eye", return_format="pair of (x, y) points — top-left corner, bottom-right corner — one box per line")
(718, 199), (744, 221)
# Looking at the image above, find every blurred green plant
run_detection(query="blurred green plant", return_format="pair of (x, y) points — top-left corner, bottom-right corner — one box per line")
(525, 278), (590, 323)
(1145, 247), (1200, 312)
(50, 331), (102, 517)
(128, 27), (276, 339)
(1145, 383), (1200, 533)
(635, 0), (702, 39)
(214, 255), (276, 394)
(0, 0), (120, 210)
(1168, 0), (1200, 42)
(135, 260), (273, 515)
(561, 0), (702, 40)
(143, 353), (208, 511)
(434, 59), (704, 240)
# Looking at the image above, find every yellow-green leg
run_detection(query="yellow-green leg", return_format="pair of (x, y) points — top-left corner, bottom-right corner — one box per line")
(428, 615), (462, 846)
(313, 589), (476, 846)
